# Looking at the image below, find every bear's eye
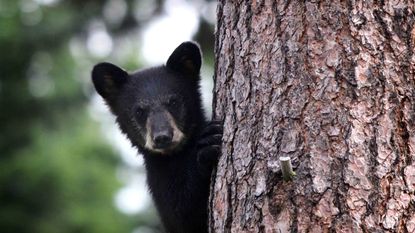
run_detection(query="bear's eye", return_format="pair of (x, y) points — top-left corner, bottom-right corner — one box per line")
(167, 98), (179, 107)
(136, 107), (146, 119)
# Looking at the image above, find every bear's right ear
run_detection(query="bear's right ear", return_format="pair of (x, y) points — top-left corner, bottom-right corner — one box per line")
(92, 62), (128, 100)
(166, 41), (202, 77)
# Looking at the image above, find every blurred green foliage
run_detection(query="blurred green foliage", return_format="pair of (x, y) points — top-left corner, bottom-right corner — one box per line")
(0, 0), (214, 232)
(0, 0), (146, 232)
(0, 112), (132, 233)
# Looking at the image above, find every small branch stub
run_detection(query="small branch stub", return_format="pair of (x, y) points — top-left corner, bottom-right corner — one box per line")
(280, 156), (296, 181)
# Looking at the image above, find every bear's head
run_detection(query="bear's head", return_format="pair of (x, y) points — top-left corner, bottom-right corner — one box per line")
(92, 42), (205, 154)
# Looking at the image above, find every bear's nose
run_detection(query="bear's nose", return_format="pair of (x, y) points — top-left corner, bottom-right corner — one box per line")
(153, 131), (173, 149)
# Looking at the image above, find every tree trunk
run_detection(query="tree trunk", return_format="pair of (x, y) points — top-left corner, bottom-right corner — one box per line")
(210, 1), (415, 232)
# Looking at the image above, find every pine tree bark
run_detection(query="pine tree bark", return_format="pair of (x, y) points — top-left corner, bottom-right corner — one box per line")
(210, 1), (415, 232)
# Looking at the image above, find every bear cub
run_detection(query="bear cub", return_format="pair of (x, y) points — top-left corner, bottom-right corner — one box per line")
(92, 42), (222, 233)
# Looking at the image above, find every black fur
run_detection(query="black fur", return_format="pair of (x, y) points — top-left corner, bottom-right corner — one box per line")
(92, 42), (222, 233)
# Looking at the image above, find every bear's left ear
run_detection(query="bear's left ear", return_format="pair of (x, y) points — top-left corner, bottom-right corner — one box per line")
(166, 41), (202, 77)
(91, 62), (128, 101)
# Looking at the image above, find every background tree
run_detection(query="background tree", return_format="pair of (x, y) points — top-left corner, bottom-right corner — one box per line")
(0, 1), (147, 232)
(211, 1), (415, 232)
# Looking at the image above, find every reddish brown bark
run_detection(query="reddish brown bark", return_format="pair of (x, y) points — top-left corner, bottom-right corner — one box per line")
(211, 1), (415, 232)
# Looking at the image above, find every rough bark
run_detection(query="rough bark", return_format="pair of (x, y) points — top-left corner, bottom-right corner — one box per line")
(211, 1), (415, 232)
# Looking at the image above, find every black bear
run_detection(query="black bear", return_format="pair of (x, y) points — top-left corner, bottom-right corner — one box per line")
(91, 42), (222, 233)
